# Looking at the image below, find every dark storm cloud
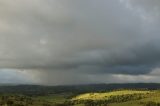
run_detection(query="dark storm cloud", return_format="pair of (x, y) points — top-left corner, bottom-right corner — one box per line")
(0, 0), (160, 84)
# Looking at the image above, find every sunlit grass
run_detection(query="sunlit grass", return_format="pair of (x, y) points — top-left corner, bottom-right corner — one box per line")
(72, 90), (151, 100)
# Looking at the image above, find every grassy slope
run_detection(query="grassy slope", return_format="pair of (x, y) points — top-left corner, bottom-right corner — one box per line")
(110, 91), (160, 106)
(72, 90), (160, 106)
(32, 90), (160, 106)
(72, 90), (151, 100)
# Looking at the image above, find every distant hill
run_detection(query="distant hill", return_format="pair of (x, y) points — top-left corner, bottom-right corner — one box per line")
(0, 83), (160, 95)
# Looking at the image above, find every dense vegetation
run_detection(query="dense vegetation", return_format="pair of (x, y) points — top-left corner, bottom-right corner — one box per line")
(0, 90), (158, 106)
(1, 84), (160, 106)
(1, 83), (160, 95)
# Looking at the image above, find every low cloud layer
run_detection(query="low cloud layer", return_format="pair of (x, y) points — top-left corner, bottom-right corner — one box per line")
(0, 0), (160, 85)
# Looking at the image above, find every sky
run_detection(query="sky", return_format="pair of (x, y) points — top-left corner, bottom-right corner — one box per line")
(0, 0), (160, 85)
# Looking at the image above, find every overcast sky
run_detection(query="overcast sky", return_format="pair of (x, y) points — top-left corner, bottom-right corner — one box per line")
(1, 0), (160, 85)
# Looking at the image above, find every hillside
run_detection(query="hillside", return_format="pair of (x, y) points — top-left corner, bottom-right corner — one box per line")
(0, 84), (160, 106)
(72, 90), (151, 100)
(71, 90), (160, 106)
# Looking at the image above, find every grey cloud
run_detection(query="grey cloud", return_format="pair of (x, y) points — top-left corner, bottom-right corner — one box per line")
(0, 0), (160, 84)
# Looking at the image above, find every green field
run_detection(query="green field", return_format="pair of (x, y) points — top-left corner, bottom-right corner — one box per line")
(71, 90), (160, 106)
(1, 89), (160, 106)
